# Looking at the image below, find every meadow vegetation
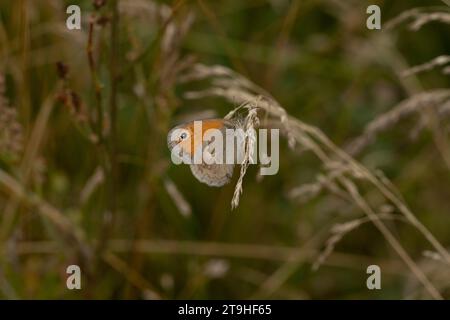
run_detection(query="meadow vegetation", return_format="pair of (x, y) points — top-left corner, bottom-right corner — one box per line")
(0, 0), (449, 299)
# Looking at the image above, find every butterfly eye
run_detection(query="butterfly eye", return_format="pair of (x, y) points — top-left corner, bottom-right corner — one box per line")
(180, 132), (188, 140)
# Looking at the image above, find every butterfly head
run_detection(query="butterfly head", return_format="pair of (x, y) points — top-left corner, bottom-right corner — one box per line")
(167, 119), (230, 156)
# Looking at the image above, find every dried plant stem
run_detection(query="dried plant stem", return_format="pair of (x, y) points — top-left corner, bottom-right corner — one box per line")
(5, 239), (404, 274)
(95, 0), (120, 256)
(0, 168), (88, 258)
(102, 252), (161, 298)
(252, 230), (326, 298)
(256, 115), (446, 299)
(85, 12), (113, 255)
(230, 106), (259, 209)
(120, 0), (186, 78)
(402, 55), (450, 77)
(346, 35), (450, 169)
(339, 177), (442, 300)
(1, 93), (54, 239)
(385, 31), (450, 170)
(87, 16), (104, 139)
(182, 63), (450, 298)
(385, 8), (450, 30)
(297, 119), (450, 266)
(293, 122), (444, 299)
(313, 213), (408, 271)
(18, 0), (30, 131)
(346, 89), (450, 155)
(108, 0), (119, 233)
(163, 178), (192, 217)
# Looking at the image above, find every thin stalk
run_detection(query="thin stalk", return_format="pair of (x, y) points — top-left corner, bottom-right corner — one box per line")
(87, 17), (103, 139)
(101, 0), (119, 250)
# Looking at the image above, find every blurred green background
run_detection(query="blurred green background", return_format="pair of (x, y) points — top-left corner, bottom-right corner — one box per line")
(0, 0), (449, 299)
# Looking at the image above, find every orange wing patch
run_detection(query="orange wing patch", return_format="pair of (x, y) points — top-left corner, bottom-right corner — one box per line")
(184, 119), (227, 157)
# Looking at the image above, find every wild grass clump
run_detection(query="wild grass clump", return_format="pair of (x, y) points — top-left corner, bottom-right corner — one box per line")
(0, 0), (449, 300)
(181, 62), (450, 299)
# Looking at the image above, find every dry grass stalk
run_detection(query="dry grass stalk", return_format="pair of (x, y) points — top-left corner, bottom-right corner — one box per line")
(3, 238), (408, 275)
(423, 250), (446, 264)
(385, 8), (450, 31)
(0, 74), (23, 162)
(163, 178), (192, 217)
(80, 166), (105, 205)
(411, 99), (450, 138)
(404, 248), (450, 299)
(1, 92), (56, 240)
(102, 251), (162, 299)
(346, 89), (450, 155)
(226, 104), (259, 209)
(181, 63), (450, 299)
(381, 10), (450, 171)
(312, 212), (407, 271)
(408, 12), (450, 30)
(0, 168), (91, 261)
(402, 55), (450, 77)
(288, 164), (353, 203)
(121, 0), (195, 106)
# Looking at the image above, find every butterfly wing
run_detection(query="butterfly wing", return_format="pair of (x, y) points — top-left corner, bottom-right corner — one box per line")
(168, 118), (239, 187)
(189, 163), (234, 187)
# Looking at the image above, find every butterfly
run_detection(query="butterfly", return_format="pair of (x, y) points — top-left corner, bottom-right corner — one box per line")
(167, 118), (244, 187)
